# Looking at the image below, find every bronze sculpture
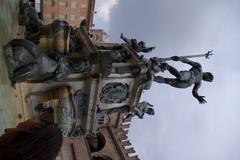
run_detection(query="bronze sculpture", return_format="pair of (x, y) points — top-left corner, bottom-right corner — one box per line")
(153, 56), (214, 104)
(120, 33), (155, 53)
(4, 39), (89, 84)
(124, 101), (155, 120)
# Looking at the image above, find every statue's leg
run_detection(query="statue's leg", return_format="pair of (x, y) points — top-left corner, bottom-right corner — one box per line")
(163, 63), (182, 80)
(154, 76), (188, 88)
(153, 76), (167, 83)
(133, 108), (143, 118)
(165, 78), (189, 88)
(12, 63), (35, 82)
(123, 113), (133, 122)
(13, 63), (39, 82)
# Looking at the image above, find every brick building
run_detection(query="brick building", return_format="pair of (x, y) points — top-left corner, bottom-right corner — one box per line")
(41, 0), (95, 28)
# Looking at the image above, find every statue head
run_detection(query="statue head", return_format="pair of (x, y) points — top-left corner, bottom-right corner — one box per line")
(202, 72), (214, 82)
(138, 41), (145, 47)
(146, 108), (155, 115)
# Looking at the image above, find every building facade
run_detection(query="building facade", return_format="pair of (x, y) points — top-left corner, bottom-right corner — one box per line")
(14, 17), (154, 160)
(55, 115), (140, 160)
(41, 0), (95, 28)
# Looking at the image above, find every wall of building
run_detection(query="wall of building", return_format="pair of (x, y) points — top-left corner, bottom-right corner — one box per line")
(14, 25), (143, 159)
(56, 137), (92, 160)
(42, 0), (95, 27)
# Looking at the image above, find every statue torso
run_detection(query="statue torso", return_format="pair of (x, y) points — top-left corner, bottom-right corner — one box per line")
(180, 67), (202, 85)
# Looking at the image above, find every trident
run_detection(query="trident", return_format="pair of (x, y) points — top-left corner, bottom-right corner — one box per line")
(161, 50), (213, 61)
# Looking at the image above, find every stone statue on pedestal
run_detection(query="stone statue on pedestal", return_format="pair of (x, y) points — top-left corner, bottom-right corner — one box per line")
(4, 39), (89, 84)
(120, 33), (155, 53)
(19, 1), (43, 38)
(29, 87), (88, 137)
(124, 101), (154, 120)
(19, 2), (83, 52)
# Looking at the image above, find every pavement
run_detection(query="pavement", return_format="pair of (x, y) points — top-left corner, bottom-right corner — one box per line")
(0, 0), (19, 134)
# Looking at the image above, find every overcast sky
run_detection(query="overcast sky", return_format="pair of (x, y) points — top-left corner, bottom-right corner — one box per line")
(93, 1), (240, 160)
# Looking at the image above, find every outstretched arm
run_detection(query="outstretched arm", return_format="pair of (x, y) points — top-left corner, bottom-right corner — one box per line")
(171, 56), (202, 68)
(141, 47), (156, 53)
(120, 33), (131, 44)
(192, 82), (207, 104)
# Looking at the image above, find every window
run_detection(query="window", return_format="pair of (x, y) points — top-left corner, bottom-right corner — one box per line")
(70, 14), (77, 20)
(59, 14), (67, 20)
(45, 0), (54, 6)
(44, 13), (55, 19)
(80, 4), (88, 8)
(59, 1), (67, 7)
(70, 2), (77, 8)
(80, 16), (86, 21)
(98, 116), (105, 124)
(87, 133), (106, 152)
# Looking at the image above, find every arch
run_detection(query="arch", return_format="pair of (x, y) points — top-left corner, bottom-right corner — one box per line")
(87, 133), (106, 152)
(92, 155), (112, 160)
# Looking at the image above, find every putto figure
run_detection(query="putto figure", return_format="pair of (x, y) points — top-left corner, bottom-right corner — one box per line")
(120, 33), (155, 53)
(154, 56), (214, 104)
(4, 39), (89, 84)
(124, 101), (155, 120)
(19, 2), (84, 52)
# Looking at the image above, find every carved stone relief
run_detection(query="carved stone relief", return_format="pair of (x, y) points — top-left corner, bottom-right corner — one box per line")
(100, 83), (129, 103)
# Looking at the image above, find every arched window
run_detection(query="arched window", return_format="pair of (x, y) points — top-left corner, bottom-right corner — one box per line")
(87, 133), (106, 152)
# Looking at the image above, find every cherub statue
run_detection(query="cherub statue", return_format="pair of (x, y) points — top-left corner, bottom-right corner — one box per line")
(4, 39), (89, 84)
(124, 101), (155, 120)
(120, 33), (155, 53)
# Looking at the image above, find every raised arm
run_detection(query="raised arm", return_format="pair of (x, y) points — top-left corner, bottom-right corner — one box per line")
(120, 33), (131, 44)
(192, 82), (207, 104)
(171, 56), (202, 68)
(141, 47), (156, 53)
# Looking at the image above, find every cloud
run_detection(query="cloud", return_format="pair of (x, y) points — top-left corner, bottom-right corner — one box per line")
(104, 0), (240, 159)
(96, 0), (119, 22)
